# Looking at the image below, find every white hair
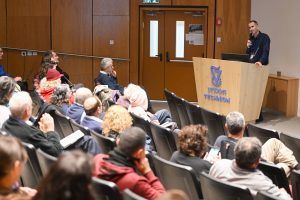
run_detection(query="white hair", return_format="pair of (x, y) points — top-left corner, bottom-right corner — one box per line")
(9, 91), (32, 118)
(75, 87), (93, 105)
(100, 58), (113, 70)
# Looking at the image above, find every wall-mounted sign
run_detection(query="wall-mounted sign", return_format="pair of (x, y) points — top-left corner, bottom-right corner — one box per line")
(143, 0), (160, 4)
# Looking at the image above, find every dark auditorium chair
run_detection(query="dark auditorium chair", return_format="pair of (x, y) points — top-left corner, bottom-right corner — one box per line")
(130, 112), (156, 151)
(255, 191), (283, 200)
(31, 90), (45, 117)
(21, 142), (42, 188)
(201, 108), (226, 145)
(279, 133), (300, 163)
(150, 122), (177, 160)
(90, 130), (116, 153)
(291, 169), (300, 200)
(220, 140), (235, 160)
(199, 172), (252, 200)
(257, 161), (291, 195)
(172, 95), (190, 127)
(70, 119), (91, 136)
(91, 177), (123, 200)
(184, 101), (205, 125)
(36, 148), (57, 176)
(122, 189), (147, 200)
(247, 124), (279, 144)
(150, 154), (203, 200)
(164, 89), (182, 128)
(51, 110), (74, 138)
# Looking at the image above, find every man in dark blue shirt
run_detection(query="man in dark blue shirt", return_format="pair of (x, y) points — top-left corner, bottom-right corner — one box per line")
(246, 20), (270, 66)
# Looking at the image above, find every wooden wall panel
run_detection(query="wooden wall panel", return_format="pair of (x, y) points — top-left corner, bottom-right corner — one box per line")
(138, 0), (172, 5)
(24, 54), (44, 90)
(215, 0), (251, 58)
(7, 0), (50, 50)
(172, 0), (211, 5)
(7, 50), (25, 78)
(93, 16), (129, 58)
(0, 0), (6, 47)
(58, 56), (93, 89)
(93, 0), (129, 16)
(52, 0), (92, 55)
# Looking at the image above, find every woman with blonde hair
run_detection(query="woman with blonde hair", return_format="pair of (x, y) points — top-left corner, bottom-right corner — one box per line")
(102, 105), (132, 139)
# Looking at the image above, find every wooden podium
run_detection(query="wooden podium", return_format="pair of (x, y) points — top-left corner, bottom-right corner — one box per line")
(193, 58), (269, 121)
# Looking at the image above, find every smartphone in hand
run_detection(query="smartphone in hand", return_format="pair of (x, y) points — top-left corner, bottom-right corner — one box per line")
(205, 147), (220, 163)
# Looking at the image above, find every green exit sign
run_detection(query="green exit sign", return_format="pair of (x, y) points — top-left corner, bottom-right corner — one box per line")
(143, 0), (160, 3)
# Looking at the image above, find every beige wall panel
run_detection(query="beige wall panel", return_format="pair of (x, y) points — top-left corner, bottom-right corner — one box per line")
(93, 0), (129, 16)
(52, 0), (92, 55)
(93, 16), (129, 58)
(93, 59), (129, 88)
(7, 17), (50, 50)
(0, 0), (6, 46)
(58, 56), (93, 89)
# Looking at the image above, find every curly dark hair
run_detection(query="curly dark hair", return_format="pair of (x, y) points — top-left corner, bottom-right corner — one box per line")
(33, 150), (95, 200)
(50, 84), (70, 107)
(0, 76), (16, 105)
(178, 125), (208, 157)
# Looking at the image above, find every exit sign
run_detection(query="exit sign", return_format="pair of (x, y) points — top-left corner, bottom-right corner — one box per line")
(143, 0), (160, 3)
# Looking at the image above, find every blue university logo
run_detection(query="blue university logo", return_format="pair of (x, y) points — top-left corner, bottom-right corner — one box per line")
(210, 66), (222, 87)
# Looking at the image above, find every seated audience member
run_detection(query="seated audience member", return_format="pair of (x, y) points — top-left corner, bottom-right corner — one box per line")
(170, 125), (213, 179)
(0, 135), (36, 198)
(209, 137), (292, 199)
(41, 50), (70, 85)
(39, 68), (63, 103)
(93, 84), (121, 112)
(2, 92), (101, 156)
(124, 83), (172, 125)
(102, 105), (132, 139)
(95, 58), (124, 94)
(0, 48), (22, 82)
(81, 96), (103, 134)
(0, 76), (16, 128)
(2, 91), (63, 157)
(34, 61), (55, 91)
(214, 111), (299, 175)
(49, 84), (71, 115)
(66, 87), (93, 124)
(93, 127), (165, 199)
(155, 189), (189, 200)
(33, 150), (95, 200)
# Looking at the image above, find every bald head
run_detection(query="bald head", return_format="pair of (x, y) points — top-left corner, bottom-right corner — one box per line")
(84, 96), (102, 116)
(9, 91), (32, 120)
(75, 87), (92, 105)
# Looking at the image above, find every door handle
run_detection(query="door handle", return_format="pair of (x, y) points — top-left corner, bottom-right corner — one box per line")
(166, 52), (170, 62)
(155, 53), (163, 61)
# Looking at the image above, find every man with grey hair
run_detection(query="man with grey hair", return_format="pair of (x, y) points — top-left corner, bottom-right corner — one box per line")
(209, 137), (292, 199)
(2, 91), (63, 156)
(95, 58), (124, 94)
(214, 111), (299, 175)
(66, 87), (93, 124)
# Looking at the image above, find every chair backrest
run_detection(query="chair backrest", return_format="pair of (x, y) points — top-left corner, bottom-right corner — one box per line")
(21, 142), (42, 188)
(199, 172), (252, 200)
(70, 119), (91, 136)
(257, 161), (291, 195)
(247, 124), (279, 144)
(280, 133), (300, 163)
(220, 140), (236, 160)
(36, 148), (57, 176)
(291, 169), (300, 200)
(90, 130), (116, 153)
(150, 154), (203, 200)
(201, 108), (226, 145)
(255, 191), (283, 200)
(172, 95), (190, 127)
(31, 90), (45, 117)
(91, 177), (123, 200)
(122, 189), (147, 200)
(184, 101), (205, 125)
(164, 89), (181, 128)
(51, 110), (74, 138)
(150, 122), (177, 160)
(130, 112), (156, 150)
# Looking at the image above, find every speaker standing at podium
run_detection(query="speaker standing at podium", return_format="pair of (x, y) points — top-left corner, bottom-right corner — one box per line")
(246, 20), (271, 67)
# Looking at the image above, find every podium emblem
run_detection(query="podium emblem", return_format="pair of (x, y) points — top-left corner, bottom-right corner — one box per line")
(211, 66), (222, 87)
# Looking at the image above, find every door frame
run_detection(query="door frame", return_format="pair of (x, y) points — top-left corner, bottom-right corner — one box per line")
(139, 6), (214, 87)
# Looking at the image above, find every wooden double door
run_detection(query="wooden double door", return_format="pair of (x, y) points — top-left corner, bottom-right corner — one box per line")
(140, 8), (207, 101)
